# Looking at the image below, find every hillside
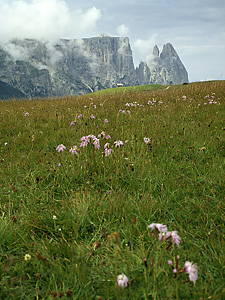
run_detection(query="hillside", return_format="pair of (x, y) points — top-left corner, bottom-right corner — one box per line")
(0, 80), (224, 299)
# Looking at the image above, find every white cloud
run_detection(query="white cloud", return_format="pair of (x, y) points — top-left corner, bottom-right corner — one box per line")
(0, 0), (101, 42)
(133, 35), (158, 58)
(116, 24), (129, 37)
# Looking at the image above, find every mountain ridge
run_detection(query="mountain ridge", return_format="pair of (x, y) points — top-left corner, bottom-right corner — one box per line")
(0, 36), (188, 99)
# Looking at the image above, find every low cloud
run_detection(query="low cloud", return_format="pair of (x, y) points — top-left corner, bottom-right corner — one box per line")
(133, 35), (158, 59)
(116, 24), (129, 37)
(0, 0), (101, 42)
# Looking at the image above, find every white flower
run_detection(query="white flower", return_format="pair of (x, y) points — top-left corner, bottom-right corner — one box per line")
(53, 215), (57, 220)
(117, 273), (129, 288)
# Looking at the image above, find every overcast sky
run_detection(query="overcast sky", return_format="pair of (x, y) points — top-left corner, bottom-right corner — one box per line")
(0, 0), (224, 82)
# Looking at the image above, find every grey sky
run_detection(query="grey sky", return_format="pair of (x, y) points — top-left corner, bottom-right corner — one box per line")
(0, 0), (224, 82)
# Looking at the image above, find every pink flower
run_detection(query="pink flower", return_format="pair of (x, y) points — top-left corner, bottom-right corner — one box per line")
(56, 144), (66, 152)
(144, 137), (151, 144)
(114, 140), (124, 147)
(70, 120), (76, 126)
(105, 148), (112, 156)
(104, 143), (110, 149)
(104, 119), (109, 123)
(90, 114), (95, 119)
(170, 231), (181, 246)
(148, 223), (168, 232)
(105, 135), (111, 139)
(117, 274), (129, 288)
(184, 261), (198, 284)
(168, 260), (173, 266)
(93, 139), (100, 149)
(77, 114), (83, 119)
(80, 140), (89, 147)
(70, 146), (78, 155)
(159, 230), (181, 246)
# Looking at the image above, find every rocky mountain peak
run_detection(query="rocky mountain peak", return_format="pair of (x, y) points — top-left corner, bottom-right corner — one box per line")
(0, 36), (188, 99)
(152, 45), (159, 56)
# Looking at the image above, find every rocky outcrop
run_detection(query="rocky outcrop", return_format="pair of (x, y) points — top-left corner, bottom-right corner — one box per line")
(0, 37), (188, 99)
(136, 43), (188, 85)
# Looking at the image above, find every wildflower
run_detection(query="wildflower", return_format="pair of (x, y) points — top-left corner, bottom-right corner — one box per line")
(23, 112), (29, 116)
(58, 163), (61, 167)
(24, 254), (31, 261)
(90, 114), (95, 119)
(90, 98), (93, 101)
(53, 215), (57, 220)
(80, 141), (89, 147)
(70, 146), (78, 155)
(148, 100), (153, 105)
(182, 95), (187, 100)
(127, 110), (131, 114)
(104, 119), (109, 123)
(168, 260), (173, 266)
(159, 230), (181, 246)
(117, 274), (129, 288)
(105, 135), (111, 139)
(184, 261), (198, 284)
(114, 140), (124, 147)
(148, 223), (168, 232)
(56, 144), (66, 152)
(105, 148), (112, 156)
(70, 120), (76, 126)
(99, 131), (106, 137)
(93, 139), (100, 149)
(4, 142), (8, 146)
(104, 143), (110, 149)
(77, 114), (83, 119)
(170, 231), (181, 246)
(144, 137), (151, 144)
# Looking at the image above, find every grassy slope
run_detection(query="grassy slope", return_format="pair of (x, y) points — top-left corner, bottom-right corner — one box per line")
(0, 81), (224, 299)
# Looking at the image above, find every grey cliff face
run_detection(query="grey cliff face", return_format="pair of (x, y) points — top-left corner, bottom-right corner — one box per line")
(137, 43), (189, 85)
(0, 37), (188, 99)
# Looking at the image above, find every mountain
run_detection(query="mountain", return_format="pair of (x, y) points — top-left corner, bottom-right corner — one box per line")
(0, 36), (188, 99)
(0, 80), (25, 100)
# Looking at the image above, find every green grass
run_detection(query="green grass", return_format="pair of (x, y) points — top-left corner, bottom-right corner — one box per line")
(0, 81), (224, 299)
(91, 83), (165, 96)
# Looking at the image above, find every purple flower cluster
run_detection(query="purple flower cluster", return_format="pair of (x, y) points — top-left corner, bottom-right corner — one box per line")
(80, 134), (100, 149)
(56, 131), (127, 157)
(203, 92), (218, 105)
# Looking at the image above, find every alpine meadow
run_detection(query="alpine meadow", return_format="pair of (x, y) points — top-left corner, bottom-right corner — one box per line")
(0, 81), (224, 299)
